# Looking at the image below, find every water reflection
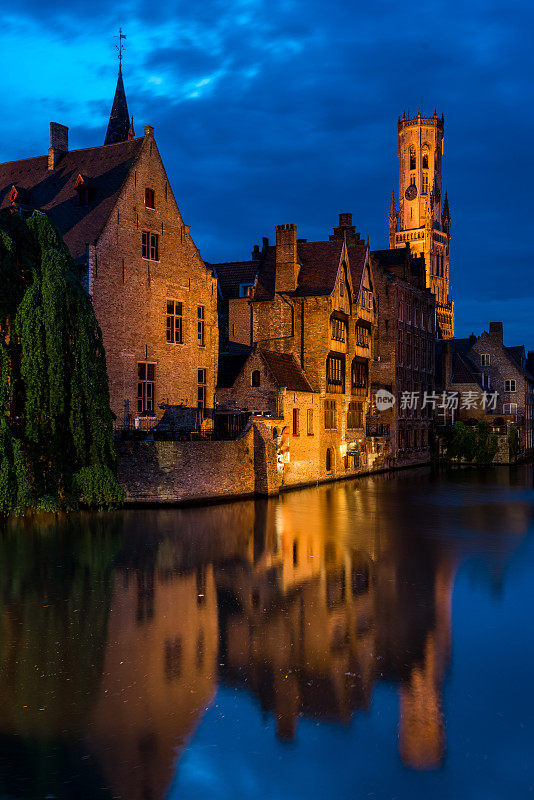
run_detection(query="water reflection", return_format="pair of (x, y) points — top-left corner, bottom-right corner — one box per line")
(0, 466), (532, 799)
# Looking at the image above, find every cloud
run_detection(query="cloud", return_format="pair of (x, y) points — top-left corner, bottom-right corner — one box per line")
(0, 0), (532, 346)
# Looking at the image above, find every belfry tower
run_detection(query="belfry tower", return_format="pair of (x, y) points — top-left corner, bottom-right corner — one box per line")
(389, 110), (454, 338)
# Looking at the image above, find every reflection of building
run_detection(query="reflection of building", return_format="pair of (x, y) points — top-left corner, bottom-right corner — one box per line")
(214, 485), (456, 768)
(88, 564), (218, 800)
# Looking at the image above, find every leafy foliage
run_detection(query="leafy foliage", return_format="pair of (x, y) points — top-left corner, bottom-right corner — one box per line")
(442, 420), (498, 465)
(0, 210), (124, 512)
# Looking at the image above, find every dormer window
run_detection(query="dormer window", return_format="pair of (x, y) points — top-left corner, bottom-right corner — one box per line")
(239, 283), (254, 298)
(145, 188), (155, 209)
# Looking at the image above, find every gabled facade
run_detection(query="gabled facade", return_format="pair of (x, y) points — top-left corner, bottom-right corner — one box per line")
(213, 214), (385, 480)
(0, 69), (218, 429)
(437, 322), (534, 454)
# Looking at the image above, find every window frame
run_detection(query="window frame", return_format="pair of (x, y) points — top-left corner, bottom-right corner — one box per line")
(145, 187), (155, 209)
(504, 379), (516, 393)
(142, 231), (159, 261)
(197, 305), (205, 347)
(166, 299), (183, 344)
(137, 361), (156, 414)
(292, 408), (300, 436)
(197, 368), (207, 409)
(307, 408), (314, 436)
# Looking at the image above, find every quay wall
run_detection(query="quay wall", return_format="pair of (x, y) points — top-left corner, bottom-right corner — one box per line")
(117, 422), (281, 504)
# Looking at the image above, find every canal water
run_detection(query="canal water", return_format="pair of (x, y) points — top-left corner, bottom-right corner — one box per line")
(0, 465), (533, 799)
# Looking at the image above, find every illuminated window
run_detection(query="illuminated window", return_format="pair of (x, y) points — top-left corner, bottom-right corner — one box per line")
(166, 300), (183, 344)
(326, 355), (345, 393)
(409, 147), (416, 170)
(422, 147), (429, 169)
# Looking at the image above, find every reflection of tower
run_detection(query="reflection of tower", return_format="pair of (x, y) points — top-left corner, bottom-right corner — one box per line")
(389, 109), (454, 339)
(398, 555), (456, 769)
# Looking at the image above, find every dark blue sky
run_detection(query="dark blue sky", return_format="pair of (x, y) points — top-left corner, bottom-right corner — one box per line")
(2, 0), (533, 346)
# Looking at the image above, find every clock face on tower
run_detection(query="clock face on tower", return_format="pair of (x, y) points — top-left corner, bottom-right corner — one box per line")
(405, 184), (417, 201)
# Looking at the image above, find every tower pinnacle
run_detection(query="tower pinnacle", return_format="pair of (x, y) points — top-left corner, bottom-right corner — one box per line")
(104, 31), (131, 146)
(104, 66), (131, 146)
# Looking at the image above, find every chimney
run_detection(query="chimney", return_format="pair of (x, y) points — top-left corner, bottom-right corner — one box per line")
(48, 122), (68, 170)
(275, 224), (298, 293)
(488, 321), (503, 344)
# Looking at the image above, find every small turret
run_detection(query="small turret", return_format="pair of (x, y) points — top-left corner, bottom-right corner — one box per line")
(388, 191), (398, 248)
(442, 192), (451, 235)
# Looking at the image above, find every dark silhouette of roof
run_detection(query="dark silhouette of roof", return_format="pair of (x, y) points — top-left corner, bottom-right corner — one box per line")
(346, 242), (368, 294)
(217, 352), (251, 388)
(0, 137), (145, 263)
(104, 67), (131, 146)
(259, 349), (315, 392)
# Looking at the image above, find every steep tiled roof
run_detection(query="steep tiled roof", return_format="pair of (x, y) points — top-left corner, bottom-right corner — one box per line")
(0, 137), (145, 263)
(506, 346), (534, 381)
(259, 350), (315, 392)
(346, 242), (368, 294)
(451, 353), (481, 385)
(294, 240), (343, 296)
(371, 247), (409, 268)
(213, 239), (347, 302)
(211, 261), (259, 299)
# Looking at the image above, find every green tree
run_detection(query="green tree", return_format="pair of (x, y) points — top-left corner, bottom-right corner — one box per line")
(0, 211), (124, 512)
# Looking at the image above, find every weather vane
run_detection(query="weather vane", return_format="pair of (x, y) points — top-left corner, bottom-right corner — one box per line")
(116, 28), (127, 67)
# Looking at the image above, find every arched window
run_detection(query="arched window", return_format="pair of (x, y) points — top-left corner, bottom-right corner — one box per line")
(409, 147), (416, 171)
(422, 145), (429, 170)
(251, 370), (261, 387)
(326, 448), (333, 472)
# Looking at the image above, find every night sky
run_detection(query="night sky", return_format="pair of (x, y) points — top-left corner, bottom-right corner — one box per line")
(2, 0), (532, 347)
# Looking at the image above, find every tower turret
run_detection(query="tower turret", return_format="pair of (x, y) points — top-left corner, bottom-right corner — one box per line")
(388, 111), (454, 338)
(388, 191), (398, 248)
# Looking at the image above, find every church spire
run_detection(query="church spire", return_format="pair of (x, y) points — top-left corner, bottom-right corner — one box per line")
(104, 66), (131, 145)
(104, 31), (131, 146)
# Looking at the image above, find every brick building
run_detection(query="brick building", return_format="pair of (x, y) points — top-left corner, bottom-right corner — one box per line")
(212, 213), (383, 481)
(0, 66), (218, 429)
(436, 322), (534, 455)
(388, 110), (454, 339)
(370, 246), (436, 464)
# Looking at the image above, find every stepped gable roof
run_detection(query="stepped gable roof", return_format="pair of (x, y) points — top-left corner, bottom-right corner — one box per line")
(211, 260), (259, 299)
(0, 137), (145, 263)
(259, 349), (315, 393)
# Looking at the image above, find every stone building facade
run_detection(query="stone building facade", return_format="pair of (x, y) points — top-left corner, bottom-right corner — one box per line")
(388, 110), (454, 339)
(370, 246), (436, 465)
(212, 213), (384, 482)
(0, 68), (218, 429)
(436, 322), (534, 455)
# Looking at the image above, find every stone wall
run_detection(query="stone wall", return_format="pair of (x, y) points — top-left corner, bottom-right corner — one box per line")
(117, 421), (281, 504)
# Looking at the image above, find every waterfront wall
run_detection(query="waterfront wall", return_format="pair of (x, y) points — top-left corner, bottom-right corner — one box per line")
(117, 422), (281, 504)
